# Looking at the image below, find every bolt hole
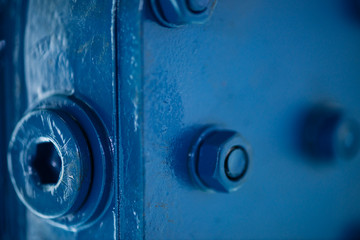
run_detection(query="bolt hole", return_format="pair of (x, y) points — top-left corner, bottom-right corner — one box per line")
(29, 141), (62, 187)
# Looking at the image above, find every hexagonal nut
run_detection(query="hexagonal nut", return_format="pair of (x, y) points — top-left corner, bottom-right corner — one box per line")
(197, 130), (251, 192)
(150, 0), (217, 27)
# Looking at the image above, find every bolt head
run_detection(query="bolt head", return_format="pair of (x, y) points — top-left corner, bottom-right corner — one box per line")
(151, 0), (217, 27)
(334, 117), (360, 159)
(7, 96), (113, 229)
(195, 130), (251, 193)
(301, 104), (360, 160)
(187, 0), (210, 12)
(8, 109), (91, 218)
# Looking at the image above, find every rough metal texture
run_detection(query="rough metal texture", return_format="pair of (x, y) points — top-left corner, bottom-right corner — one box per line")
(1, 0), (123, 239)
(2, 0), (145, 239)
(1, 0), (360, 239)
(21, 0), (117, 238)
(143, 0), (360, 239)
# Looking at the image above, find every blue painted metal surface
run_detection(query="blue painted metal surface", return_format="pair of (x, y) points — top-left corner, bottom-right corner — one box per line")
(142, 0), (360, 239)
(1, 0), (360, 239)
(1, 0), (120, 238)
(1, 1), (27, 239)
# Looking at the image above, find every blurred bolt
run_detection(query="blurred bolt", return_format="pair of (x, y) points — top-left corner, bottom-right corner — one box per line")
(334, 117), (360, 159)
(0, 40), (5, 52)
(301, 104), (360, 160)
(187, 0), (209, 12)
(189, 128), (251, 193)
(150, 0), (217, 27)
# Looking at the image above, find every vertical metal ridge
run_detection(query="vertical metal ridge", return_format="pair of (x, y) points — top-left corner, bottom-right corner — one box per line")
(116, 0), (144, 239)
(112, 0), (121, 239)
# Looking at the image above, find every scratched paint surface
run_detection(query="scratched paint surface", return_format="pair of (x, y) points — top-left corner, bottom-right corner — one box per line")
(2, 0), (117, 239)
(1, 0), (146, 238)
(2, 0), (360, 239)
(143, 0), (360, 239)
(24, 0), (116, 238)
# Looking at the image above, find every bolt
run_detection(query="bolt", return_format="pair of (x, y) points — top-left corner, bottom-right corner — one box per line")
(301, 104), (360, 160)
(0, 40), (5, 52)
(189, 128), (251, 193)
(150, 0), (217, 27)
(7, 96), (112, 229)
(187, 0), (209, 12)
(8, 109), (92, 219)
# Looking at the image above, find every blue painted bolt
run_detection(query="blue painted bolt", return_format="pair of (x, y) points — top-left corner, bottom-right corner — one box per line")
(189, 128), (251, 193)
(301, 104), (360, 160)
(7, 96), (112, 229)
(187, 0), (209, 12)
(150, 0), (217, 27)
(8, 109), (92, 218)
(0, 40), (5, 52)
